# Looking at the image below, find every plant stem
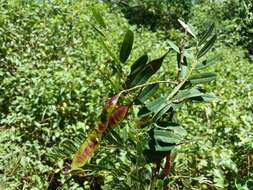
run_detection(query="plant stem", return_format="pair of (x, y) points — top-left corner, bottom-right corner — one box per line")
(120, 80), (178, 95)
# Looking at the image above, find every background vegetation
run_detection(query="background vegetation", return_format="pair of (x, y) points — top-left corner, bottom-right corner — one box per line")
(0, 0), (252, 189)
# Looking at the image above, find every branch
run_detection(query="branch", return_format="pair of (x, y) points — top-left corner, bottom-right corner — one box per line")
(120, 80), (178, 95)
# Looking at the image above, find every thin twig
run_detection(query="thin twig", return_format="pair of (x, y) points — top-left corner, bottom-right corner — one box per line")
(120, 80), (178, 95)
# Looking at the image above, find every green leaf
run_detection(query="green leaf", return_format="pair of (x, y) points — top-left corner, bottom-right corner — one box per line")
(152, 129), (181, 144)
(199, 23), (215, 45)
(99, 38), (118, 63)
(138, 83), (159, 103)
(189, 92), (217, 102)
(130, 54), (148, 74)
(125, 55), (148, 88)
(129, 52), (168, 87)
(174, 88), (217, 102)
(59, 140), (77, 154)
(180, 65), (189, 79)
(143, 124), (186, 162)
(197, 34), (217, 58)
(90, 23), (105, 37)
(174, 88), (204, 101)
(195, 56), (220, 70)
(137, 96), (167, 118)
(153, 103), (172, 121)
(178, 19), (196, 38)
(146, 96), (167, 113)
(137, 106), (152, 117)
(120, 30), (134, 63)
(91, 7), (106, 28)
(189, 72), (217, 84)
(129, 66), (153, 87)
(168, 40), (180, 53)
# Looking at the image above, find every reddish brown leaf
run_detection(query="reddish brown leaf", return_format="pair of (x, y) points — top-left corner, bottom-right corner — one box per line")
(107, 105), (129, 130)
(103, 94), (120, 113)
(71, 132), (100, 170)
(163, 153), (172, 178)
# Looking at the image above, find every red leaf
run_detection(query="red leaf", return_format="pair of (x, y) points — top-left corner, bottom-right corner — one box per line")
(97, 94), (121, 133)
(103, 94), (120, 113)
(107, 105), (128, 130)
(71, 132), (100, 170)
(163, 153), (172, 178)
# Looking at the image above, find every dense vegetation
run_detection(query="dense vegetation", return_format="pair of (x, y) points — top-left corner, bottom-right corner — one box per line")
(0, 0), (252, 189)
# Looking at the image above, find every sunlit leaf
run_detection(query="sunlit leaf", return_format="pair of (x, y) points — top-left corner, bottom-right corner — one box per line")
(90, 23), (105, 37)
(146, 96), (167, 113)
(178, 19), (196, 38)
(104, 94), (120, 113)
(98, 94), (121, 133)
(153, 103), (172, 121)
(168, 40), (180, 53)
(195, 56), (220, 70)
(71, 132), (100, 170)
(99, 38), (119, 65)
(189, 72), (217, 84)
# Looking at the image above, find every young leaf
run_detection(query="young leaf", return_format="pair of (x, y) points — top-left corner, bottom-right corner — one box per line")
(197, 34), (217, 58)
(168, 40), (180, 53)
(97, 95), (121, 133)
(120, 30), (134, 63)
(178, 19), (196, 38)
(91, 7), (106, 28)
(199, 23), (215, 45)
(103, 94), (120, 113)
(189, 72), (217, 84)
(71, 132), (100, 170)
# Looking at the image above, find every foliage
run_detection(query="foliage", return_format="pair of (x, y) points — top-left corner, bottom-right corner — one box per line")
(0, 0), (252, 190)
(52, 8), (219, 190)
(191, 0), (253, 54)
(103, 0), (193, 31)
